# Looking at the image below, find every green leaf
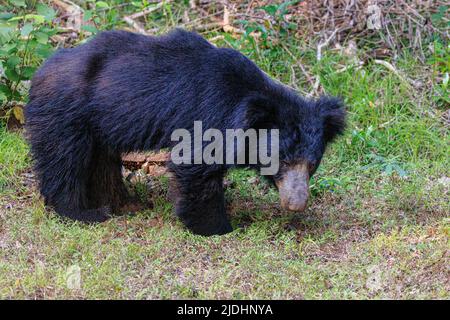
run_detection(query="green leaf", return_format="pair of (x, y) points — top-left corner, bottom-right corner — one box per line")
(1, 42), (18, 54)
(22, 66), (36, 80)
(5, 67), (20, 82)
(20, 23), (33, 37)
(11, 0), (26, 8)
(0, 24), (16, 40)
(0, 13), (15, 20)
(279, 1), (298, 16)
(35, 31), (49, 44)
(95, 1), (110, 9)
(29, 14), (46, 24)
(6, 55), (20, 69)
(244, 26), (256, 35)
(0, 84), (11, 99)
(83, 10), (93, 22)
(10, 14), (46, 24)
(260, 5), (278, 16)
(34, 44), (53, 58)
(36, 3), (56, 22)
(287, 22), (297, 30)
(81, 25), (98, 34)
(0, 91), (7, 104)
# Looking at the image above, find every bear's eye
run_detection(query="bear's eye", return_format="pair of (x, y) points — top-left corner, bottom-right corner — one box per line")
(307, 162), (317, 174)
(279, 160), (291, 169)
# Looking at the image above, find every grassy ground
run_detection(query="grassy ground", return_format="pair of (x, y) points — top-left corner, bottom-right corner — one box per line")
(1, 47), (448, 299)
(0, 1), (449, 300)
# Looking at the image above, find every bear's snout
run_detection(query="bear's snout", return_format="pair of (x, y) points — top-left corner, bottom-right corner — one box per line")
(276, 163), (310, 212)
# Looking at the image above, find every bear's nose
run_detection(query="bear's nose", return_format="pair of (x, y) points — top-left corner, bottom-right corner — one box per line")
(276, 163), (310, 212)
(282, 194), (308, 212)
(279, 187), (309, 212)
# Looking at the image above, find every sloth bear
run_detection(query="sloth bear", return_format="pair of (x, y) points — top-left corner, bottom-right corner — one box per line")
(25, 29), (346, 236)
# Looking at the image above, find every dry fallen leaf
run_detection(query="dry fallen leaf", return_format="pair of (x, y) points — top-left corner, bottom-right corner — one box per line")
(13, 106), (25, 124)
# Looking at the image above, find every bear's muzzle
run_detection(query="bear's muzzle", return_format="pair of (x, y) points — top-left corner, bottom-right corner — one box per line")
(276, 163), (309, 212)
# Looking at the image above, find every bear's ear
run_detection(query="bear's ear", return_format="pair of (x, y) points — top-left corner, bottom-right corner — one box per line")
(317, 96), (347, 142)
(244, 95), (277, 129)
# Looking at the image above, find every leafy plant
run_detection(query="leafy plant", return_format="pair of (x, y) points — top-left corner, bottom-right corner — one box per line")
(0, 1), (56, 124)
(310, 175), (350, 196)
(81, 0), (123, 35)
(236, 1), (299, 48)
(347, 126), (382, 162)
(361, 154), (408, 178)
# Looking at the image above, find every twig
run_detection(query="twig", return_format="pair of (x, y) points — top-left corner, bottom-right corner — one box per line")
(190, 8), (243, 34)
(191, 22), (223, 32)
(310, 77), (321, 98)
(222, 5), (243, 34)
(335, 61), (364, 73)
(123, 16), (147, 34)
(317, 28), (339, 61)
(123, 1), (168, 35)
(52, 0), (82, 31)
(281, 43), (317, 95)
(208, 35), (224, 42)
(127, 2), (167, 19)
(179, 9), (224, 29)
(373, 59), (413, 88)
(52, 0), (79, 11)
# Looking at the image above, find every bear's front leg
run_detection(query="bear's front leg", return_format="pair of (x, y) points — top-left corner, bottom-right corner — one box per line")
(169, 165), (232, 236)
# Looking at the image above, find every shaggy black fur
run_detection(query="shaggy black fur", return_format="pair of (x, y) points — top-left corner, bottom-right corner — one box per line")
(25, 29), (346, 236)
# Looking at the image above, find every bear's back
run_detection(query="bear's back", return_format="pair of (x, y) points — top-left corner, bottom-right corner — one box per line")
(86, 29), (214, 57)
(28, 29), (270, 116)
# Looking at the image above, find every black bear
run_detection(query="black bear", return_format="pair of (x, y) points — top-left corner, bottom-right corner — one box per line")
(25, 29), (346, 236)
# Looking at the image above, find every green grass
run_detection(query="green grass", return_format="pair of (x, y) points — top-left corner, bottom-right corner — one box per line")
(0, 1), (449, 299)
(0, 127), (29, 191)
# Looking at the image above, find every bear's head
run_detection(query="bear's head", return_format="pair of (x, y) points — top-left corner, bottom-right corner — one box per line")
(247, 93), (346, 212)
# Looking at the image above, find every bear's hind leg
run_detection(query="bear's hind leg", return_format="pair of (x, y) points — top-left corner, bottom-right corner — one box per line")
(86, 148), (132, 215)
(35, 132), (112, 223)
